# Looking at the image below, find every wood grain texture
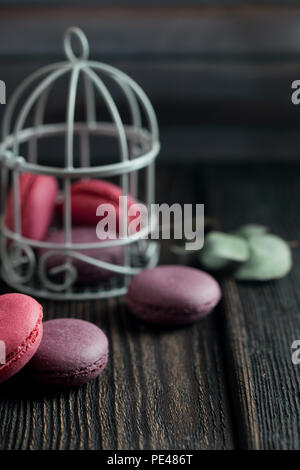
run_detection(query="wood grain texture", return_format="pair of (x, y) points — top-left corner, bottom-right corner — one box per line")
(0, 284), (234, 450)
(0, 166), (235, 450)
(1, 163), (300, 449)
(204, 163), (300, 449)
(4, 5), (300, 56)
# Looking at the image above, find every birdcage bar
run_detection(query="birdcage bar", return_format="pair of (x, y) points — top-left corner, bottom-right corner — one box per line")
(83, 66), (132, 283)
(2, 62), (71, 141)
(88, 61), (159, 142)
(13, 66), (73, 158)
(28, 87), (51, 164)
(1, 125), (159, 177)
(80, 74), (95, 168)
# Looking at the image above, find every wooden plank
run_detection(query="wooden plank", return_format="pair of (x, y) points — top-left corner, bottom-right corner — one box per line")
(1, 6), (300, 127)
(3, 5), (300, 57)
(205, 163), (300, 449)
(160, 127), (300, 162)
(2, 58), (300, 163)
(0, 166), (235, 450)
(221, 279), (260, 449)
(2, 61), (300, 102)
(4, 1), (300, 5)
(2, 122), (300, 163)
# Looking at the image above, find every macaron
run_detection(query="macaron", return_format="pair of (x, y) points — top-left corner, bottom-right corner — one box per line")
(126, 265), (222, 325)
(0, 293), (43, 383)
(5, 173), (58, 241)
(27, 318), (109, 387)
(58, 179), (136, 232)
(38, 227), (124, 283)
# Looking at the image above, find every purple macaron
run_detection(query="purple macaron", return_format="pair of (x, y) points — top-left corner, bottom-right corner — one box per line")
(126, 265), (222, 325)
(38, 227), (123, 284)
(27, 318), (108, 387)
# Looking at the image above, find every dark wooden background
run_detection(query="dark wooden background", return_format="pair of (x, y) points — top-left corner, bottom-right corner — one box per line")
(1, 1), (300, 450)
(0, 162), (299, 450)
(2, 2), (300, 161)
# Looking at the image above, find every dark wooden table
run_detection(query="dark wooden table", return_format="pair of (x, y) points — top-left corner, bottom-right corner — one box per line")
(0, 162), (300, 450)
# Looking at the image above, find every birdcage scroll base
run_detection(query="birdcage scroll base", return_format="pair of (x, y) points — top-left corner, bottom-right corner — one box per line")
(0, 241), (160, 300)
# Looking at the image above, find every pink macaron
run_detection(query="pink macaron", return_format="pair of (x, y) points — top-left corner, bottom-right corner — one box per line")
(5, 173), (58, 241)
(0, 293), (43, 383)
(58, 179), (136, 233)
(126, 265), (222, 325)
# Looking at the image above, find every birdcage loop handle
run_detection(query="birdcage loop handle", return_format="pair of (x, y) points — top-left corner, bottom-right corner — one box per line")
(64, 27), (90, 62)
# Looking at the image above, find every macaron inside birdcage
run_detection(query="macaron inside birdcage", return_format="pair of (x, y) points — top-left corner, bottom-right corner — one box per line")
(5, 173), (58, 241)
(38, 226), (124, 284)
(57, 179), (137, 231)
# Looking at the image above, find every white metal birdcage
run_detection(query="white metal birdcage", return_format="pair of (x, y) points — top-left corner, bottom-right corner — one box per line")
(0, 27), (160, 300)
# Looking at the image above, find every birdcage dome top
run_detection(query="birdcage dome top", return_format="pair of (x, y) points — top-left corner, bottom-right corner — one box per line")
(0, 27), (160, 178)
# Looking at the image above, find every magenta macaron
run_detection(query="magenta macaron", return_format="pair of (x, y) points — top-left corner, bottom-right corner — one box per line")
(58, 179), (136, 233)
(5, 173), (58, 241)
(126, 265), (222, 325)
(27, 318), (109, 387)
(0, 293), (43, 383)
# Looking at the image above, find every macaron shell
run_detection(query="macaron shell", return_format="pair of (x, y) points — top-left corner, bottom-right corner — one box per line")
(38, 227), (124, 283)
(5, 173), (58, 241)
(71, 193), (120, 227)
(27, 318), (109, 387)
(126, 265), (222, 325)
(59, 179), (136, 229)
(71, 179), (123, 201)
(5, 173), (34, 234)
(0, 294), (43, 383)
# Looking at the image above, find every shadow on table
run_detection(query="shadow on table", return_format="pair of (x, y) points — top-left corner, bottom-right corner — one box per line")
(0, 370), (86, 400)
